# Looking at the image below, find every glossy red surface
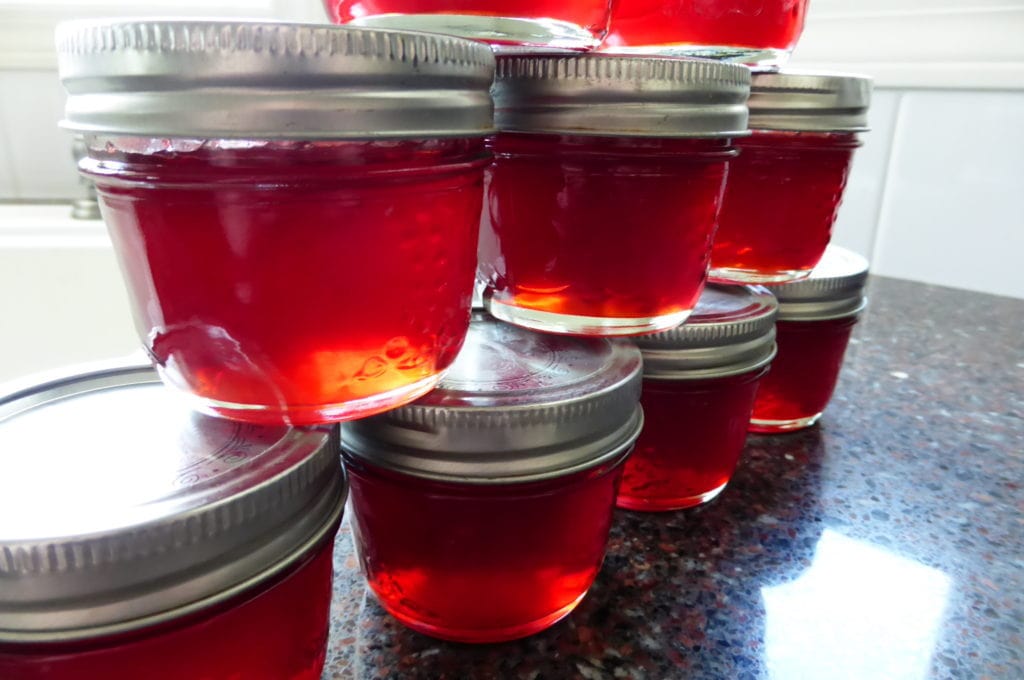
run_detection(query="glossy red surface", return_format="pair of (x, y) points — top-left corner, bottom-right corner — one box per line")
(325, 0), (610, 45)
(750, 317), (858, 432)
(0, 540), (336, 680)
(618, 370), (766, 511)
(84, 139), (486, 424)
(344, 454), (625, 642)
(710, 131), (860, 283)
(479, 133), (733, 332)
(604, 0), (808, 55)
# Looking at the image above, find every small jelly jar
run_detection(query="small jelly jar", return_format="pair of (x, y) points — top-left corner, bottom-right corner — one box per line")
(480, 54), (750, 337)
(710, 72), (872, 285)
(750, 246), (869, 433)
(56, 20), (495, 425)
(602, 0), (810, 67)
(0, 362), (347, 680)
(325, 0), (612, 50)
(342, 313), (643, 642)
(619, 284), (777, 511)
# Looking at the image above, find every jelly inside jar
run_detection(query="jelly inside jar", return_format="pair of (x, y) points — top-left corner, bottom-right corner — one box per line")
(480, 133), (734, 336)
(83, 138), (488, 425)
(0, 539), (336, 680)
(344, 453), (625, 642)
(710, 131), (861, 284)
(750, 317), (859, 432)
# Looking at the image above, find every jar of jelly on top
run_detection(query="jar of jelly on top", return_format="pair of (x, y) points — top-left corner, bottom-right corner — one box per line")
(710, 72), (871, 284)
(750, 246), (869, 433)
(56, 20), (495, 425)
(342, 313), (643, 642)
(619, 285), (777, 511)
(480, 54), (750, 337)
(0, 362), (347, 680)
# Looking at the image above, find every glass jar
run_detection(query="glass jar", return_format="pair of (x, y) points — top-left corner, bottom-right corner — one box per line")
(602, 0), (810, 67)
(710, 72), (872, 284)
(56, 20), (495, 425)
(325, 0), (612, 50)
(342, 313), (643, 642)
(619, 285), (777, 511)
(480, 54), (750, 336)
(750, 246), (869, 433)
(0, 362), (347, 680)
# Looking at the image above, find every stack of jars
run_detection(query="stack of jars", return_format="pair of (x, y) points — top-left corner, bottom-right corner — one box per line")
(0, 5), (872, 676)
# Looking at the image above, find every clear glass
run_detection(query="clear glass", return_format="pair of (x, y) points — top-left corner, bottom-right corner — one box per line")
(479, 133), (734, 336)
(618, 368), (767, 511)
(324, 0), (612, 50)
(710, 131), (861, 285)
(344, 453), (626, 642)
(750, 317), (858, 433)
(602, 0), (810, 67)
(0, 539), (336, 680)
(83, 137), (487, 425)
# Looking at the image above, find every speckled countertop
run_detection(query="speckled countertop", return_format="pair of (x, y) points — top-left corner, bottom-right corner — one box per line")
(321, 276), (1024, 680)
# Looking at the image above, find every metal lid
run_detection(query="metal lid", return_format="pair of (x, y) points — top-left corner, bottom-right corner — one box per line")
(492, 54), (750, 137)
(0, 361), (346, 642)
(56, 19), (495, 139)
(748, 71), (872, 132)
(342, 314), (643, 483)
(633, 285), (777, 380)
(771, 246), (870, 321)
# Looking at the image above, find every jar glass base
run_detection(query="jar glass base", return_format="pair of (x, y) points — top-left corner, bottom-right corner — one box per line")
(377, 589), (587, 643)
(348, 14), (600, 50)
(485, 297), (691, 337)
(598, 44), (790, 68)
(616, 481), (727, 512)
(709, 266), (813, 285)
(161, 370), (445, 426)
(749, 412), (822, 434)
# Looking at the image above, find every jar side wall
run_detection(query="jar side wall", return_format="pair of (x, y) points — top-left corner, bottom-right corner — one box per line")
(479, 134), (732, 334)
(617, 369), (766, 511)
(710, 131), (859, 283)
(749, 317), (858, 431)
(0, 539), (337, 680)
(343, 453), (624, 642)
(86, 138), (488, 425)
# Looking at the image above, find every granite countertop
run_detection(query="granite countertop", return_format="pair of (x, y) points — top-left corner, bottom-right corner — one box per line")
(321, 276), (1024, 680)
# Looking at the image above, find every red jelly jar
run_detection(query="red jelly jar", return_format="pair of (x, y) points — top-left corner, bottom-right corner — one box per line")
(602, 0), (810, 67)
(481, 54), (750, 337)
(56, 20), (495, 425)
(750, 246), (869, 433)
(710, 72), (872, 285)
(619, 284), (777, 511)
(342, 313), (643, 642)
(326, 0), (612, 50)
(0, 362), (347, 680)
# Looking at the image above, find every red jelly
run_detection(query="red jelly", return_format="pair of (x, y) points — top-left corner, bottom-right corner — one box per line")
(343, 313), (643, 641)
(326, 0), (612, 49)
(603, 0), (810, 67)
(619, 285), (776, 511)
(0, 362), (347, 679)
(750, 246), (869, 433)
(710, 72), (872, 285)
(57, 20), (495, 424)
(481, 55), (750, 336)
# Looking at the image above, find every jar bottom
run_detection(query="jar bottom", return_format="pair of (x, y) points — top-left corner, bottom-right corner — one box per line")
(749, 412), (823, 434)
(485, 298), (691, 337)
(348, 15), (600, 50)
(160, 370), (445, 426)
(375, 589), (588, 643)
(709, 266), (813, 285)
(598, 44), (791, 68)
(616, 481), (728, 512)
